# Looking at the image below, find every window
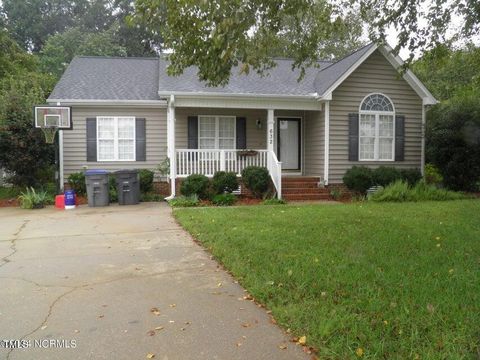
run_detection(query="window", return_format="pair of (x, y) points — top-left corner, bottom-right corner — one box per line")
(199, 115), (236, 149)
(359, 94), (395, 161)
(97, 116), (135, 161)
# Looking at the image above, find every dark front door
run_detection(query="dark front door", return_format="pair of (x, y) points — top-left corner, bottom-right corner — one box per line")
(277, 118), (301, 170)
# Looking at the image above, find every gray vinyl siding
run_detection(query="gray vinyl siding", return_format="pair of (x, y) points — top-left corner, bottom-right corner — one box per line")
(329, 50), (423, 183)
(63, 106), (167, 177)
(175, 108), (305, 151)
(304, 110), (324, 177)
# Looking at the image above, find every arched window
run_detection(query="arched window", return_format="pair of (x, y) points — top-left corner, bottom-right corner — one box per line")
(359, 93), (395, 161)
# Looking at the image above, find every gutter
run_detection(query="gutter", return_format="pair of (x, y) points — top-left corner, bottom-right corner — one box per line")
(47, 99), (167, 107)
(157, 91), (319, 100)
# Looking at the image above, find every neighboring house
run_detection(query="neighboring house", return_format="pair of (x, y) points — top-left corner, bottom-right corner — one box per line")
(48, 42), (437, 200)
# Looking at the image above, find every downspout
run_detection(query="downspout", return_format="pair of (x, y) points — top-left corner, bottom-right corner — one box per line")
(323, 100), (330, 185)
(421, 102), (426, 176)
(165, 94), (176, 200)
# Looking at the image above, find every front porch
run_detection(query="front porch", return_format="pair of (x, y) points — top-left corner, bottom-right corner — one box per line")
(166, 98), (328, 199)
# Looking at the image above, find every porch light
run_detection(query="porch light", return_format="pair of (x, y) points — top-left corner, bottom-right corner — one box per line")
(256, 119), (262, 129)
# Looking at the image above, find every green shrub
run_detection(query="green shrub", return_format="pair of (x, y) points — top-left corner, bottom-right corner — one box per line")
(424, 163), (443, 185)
(140, 192), (163, 202)
(330, 188), (343, 201)
(18, 187), (53, 209)
(180, 174), (210, 199)
(67, 172), (86, 196)
(157, 157), (170, 177)
(241, 166), (270, 198)
(343, 166), (374, 194)
(400, 168), (423, 185)
(372, 166), (402, 187)
(109, 175), (118, 202)
(138, 169), (155, 193)
(369, 180), (467, 202)
(426, 94), (480, 191)
(169, 195), (199, 207)
(262, 198), (287, 205)
(212, 171), (239, 194)
(212, 193), (237, 206)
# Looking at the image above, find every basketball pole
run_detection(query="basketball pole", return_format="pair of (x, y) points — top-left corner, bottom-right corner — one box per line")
(59, 129), (64, 192)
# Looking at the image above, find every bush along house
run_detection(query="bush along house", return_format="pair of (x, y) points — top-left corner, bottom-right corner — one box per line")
(48, 42), (437, 200)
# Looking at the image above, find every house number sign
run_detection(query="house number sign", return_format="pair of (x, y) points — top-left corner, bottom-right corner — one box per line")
(268, 128), (274, 145)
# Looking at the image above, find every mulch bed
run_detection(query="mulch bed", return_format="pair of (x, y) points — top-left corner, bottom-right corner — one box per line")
(0, 198), (19, 207)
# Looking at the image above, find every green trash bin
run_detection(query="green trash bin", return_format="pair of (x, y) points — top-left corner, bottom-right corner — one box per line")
(114, 170), (140, 205)
(85, 170), (110, 207)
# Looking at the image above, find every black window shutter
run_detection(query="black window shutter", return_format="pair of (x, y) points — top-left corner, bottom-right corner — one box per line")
(188, 116), (198, 149)
(395, 115), (405, 161)
(86, 118), (97, 162)
(236, 117), (247, 149)
(348, 113), (359, 161)
(136, 118), (146, 161)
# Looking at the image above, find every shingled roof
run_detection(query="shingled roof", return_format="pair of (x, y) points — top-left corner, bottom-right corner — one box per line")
(48, 43), (379, 101)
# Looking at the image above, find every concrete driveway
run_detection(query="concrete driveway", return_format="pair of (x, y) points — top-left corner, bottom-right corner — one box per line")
(0, 203), (309, 360)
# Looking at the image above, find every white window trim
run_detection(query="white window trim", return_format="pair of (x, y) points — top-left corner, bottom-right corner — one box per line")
(198, 115), (236, 149)
(96, 116), (136, 162)
(358, 93), (395, 161)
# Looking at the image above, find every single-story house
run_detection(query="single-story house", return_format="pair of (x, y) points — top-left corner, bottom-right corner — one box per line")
(48, 42), (437, 200)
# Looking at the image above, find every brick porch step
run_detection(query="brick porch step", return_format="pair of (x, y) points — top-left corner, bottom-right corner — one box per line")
(283, 187), (330, 194)
(283, 193), (331, 201)
(282, 181), (319, 189)
(282, 177), (319, 183)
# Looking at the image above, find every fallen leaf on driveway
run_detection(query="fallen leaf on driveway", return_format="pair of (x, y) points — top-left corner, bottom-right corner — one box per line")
(41, 325), (47, 330)
(98, 315), (104, 319)
(236, 342), (242, 347)
(169, 304), (176, 308)
(154, 326), (164, 331)
(150, 307), (161, 316)
(241, 322), (251, 328)
(298, 336), (307, 345)
(146, 354), (155, 359)
(217, 282), (223, 287)
(146, 330), (155, 336)
(279, 344), (288, 350)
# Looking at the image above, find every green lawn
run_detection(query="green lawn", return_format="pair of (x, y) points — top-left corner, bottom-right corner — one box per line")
(174, 200), (480, 359)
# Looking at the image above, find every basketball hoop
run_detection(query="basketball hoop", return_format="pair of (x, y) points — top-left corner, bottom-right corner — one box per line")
(34, 106), (72, 144)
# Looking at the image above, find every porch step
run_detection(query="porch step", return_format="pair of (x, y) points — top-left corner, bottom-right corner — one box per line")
(283, 193), (332, 201)
(282, 182), (319, 189)
(282, 177), (319, 183)
(283, 187), (330, 194)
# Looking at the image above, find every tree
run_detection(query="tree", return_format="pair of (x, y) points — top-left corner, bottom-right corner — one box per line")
(412, 43), (480, 101)
(0, 73), (56, 187)
(1, 0), (91, 51)
(426, 90), (480, 191)
(39, 26), (127, 77)
(133, 0), (479, 86)
(134, 0), (364, 86)
(0, 30), (37, 79)
(358, 0), (480, 62)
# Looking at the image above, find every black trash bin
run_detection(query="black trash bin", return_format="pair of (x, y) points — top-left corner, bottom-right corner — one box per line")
(85, 170), (110, 207)
(114, 170), (140, 205)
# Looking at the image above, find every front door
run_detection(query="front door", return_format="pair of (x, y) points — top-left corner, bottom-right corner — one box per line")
(277, 118), (301, 171)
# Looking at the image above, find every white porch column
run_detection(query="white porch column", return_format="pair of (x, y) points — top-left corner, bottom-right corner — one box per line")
(267, 109), (275, 152)
(323, 101), (330, 185)
(166, 95), (176, 198)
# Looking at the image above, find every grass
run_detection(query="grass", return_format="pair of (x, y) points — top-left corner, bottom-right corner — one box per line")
(174, 201), (480, 359)
(369, 180), (468, 202)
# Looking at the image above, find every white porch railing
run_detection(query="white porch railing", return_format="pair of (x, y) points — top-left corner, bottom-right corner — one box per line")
(175, 149), (282, 198)
(267, 150), (282, 199)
